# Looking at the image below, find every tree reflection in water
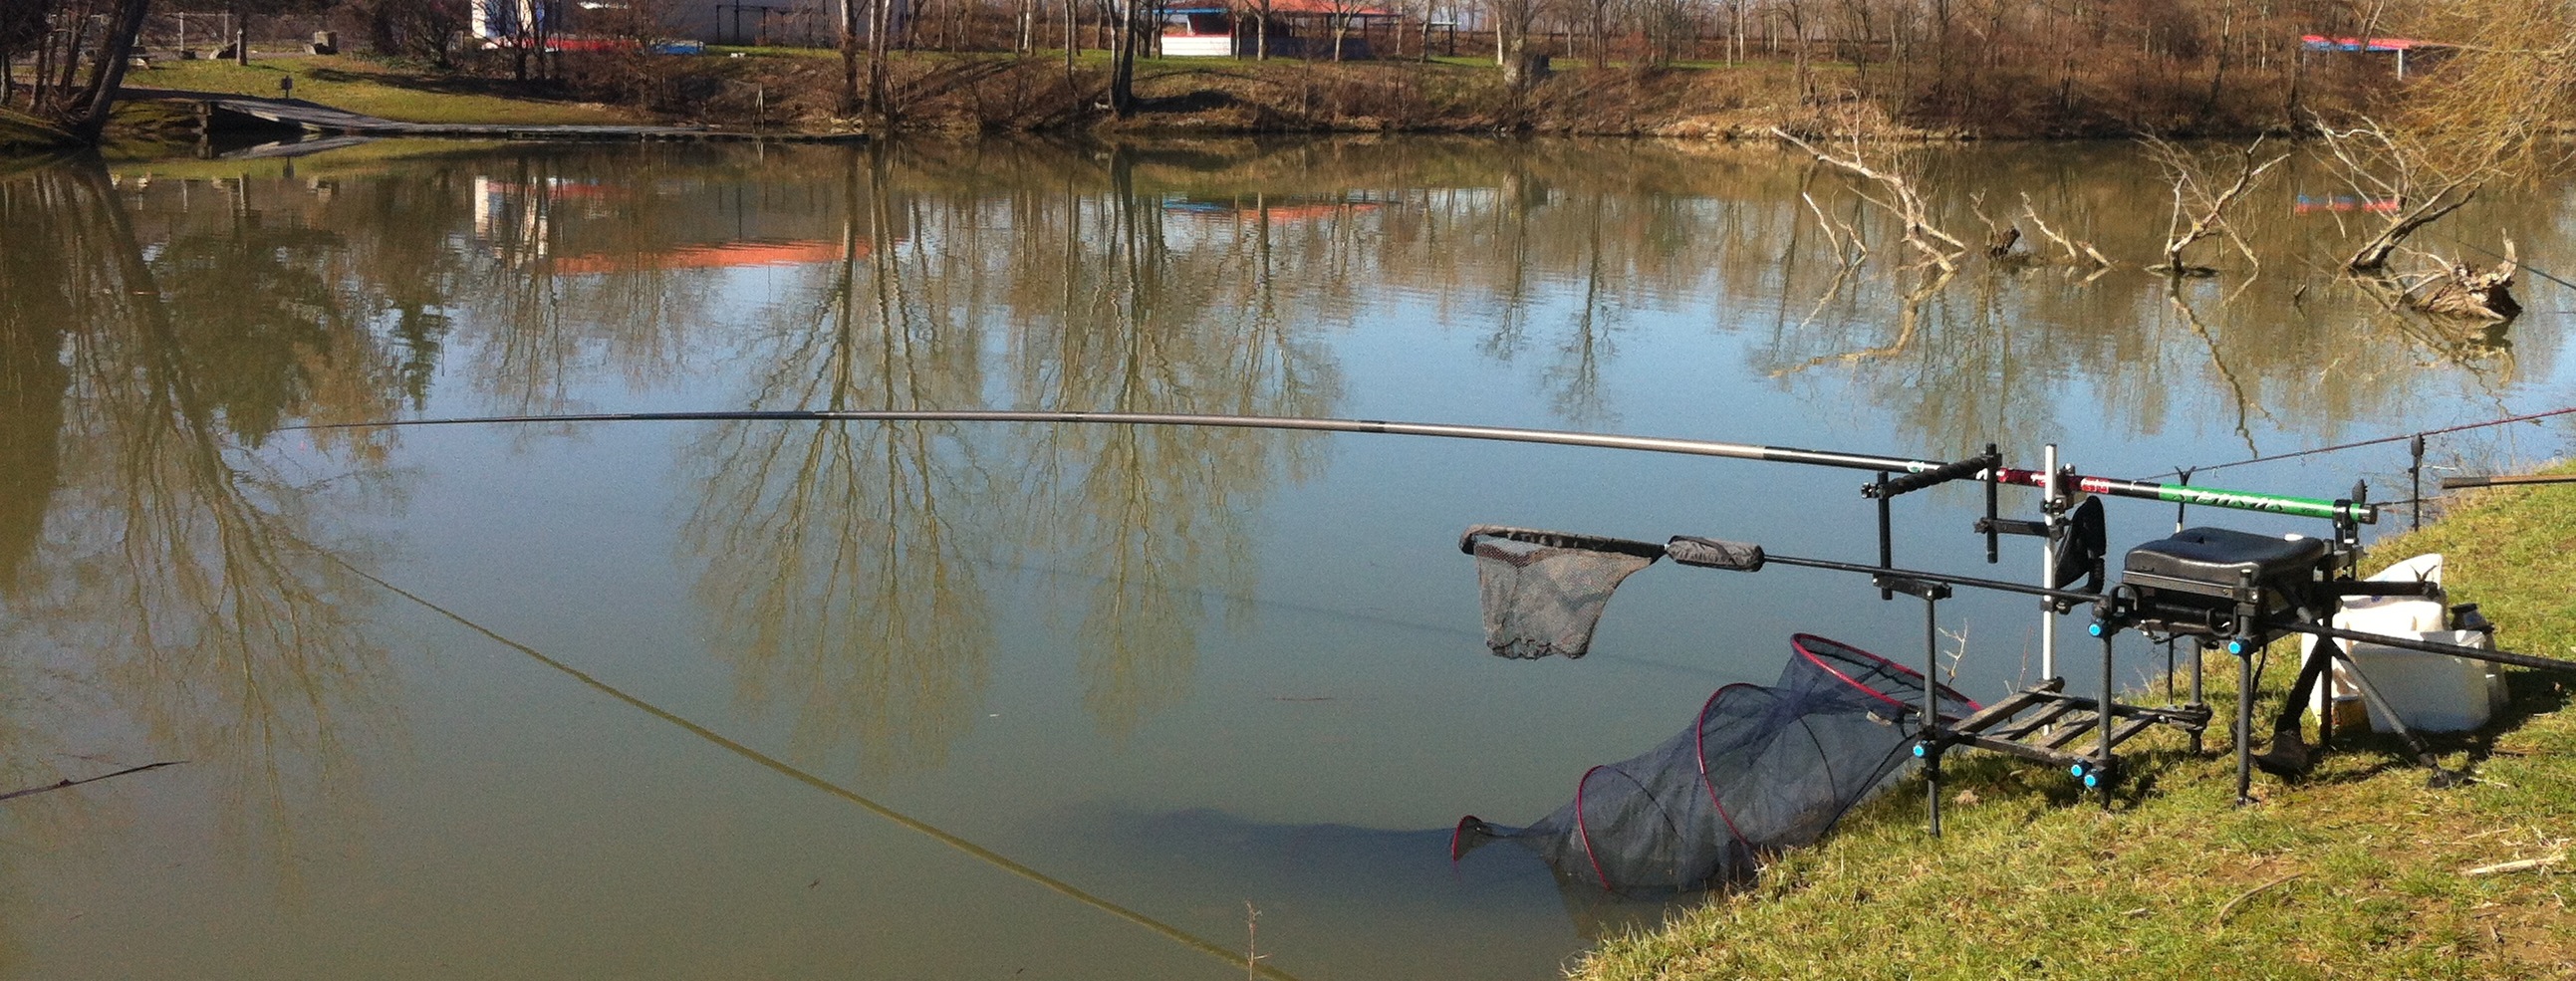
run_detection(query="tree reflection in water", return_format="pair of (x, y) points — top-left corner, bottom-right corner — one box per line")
(0, 163), (403, 871)
(683, 146), (998, 779)
(1013, 145), (1339, 743)
(680, 141), (1350, 769)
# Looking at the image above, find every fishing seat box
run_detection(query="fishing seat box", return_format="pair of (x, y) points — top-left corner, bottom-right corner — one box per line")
(2120, 528), (2333, 640)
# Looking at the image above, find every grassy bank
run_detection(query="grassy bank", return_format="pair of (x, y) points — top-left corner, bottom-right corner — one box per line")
(1578, 471), (2576, 979)
(117, 55), (649, 126)
(91, 46), (2364, 144)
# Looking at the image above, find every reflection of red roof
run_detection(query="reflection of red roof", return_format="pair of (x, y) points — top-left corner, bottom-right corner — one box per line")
(551, 239), (855, 274)
(2294, 194), (2399, 214)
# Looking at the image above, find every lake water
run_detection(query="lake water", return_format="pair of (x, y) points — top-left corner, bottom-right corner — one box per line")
(2, 136), (2569, 980)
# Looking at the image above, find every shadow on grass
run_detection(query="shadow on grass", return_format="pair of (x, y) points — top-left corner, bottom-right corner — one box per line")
(1139, 89), (1244, 114)
(304, 66), (579, 102)
(2275, 667), (2573, 788)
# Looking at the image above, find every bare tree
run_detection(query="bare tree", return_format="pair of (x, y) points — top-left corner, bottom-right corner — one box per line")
(1772, 128), (1967, 273)
(1485, 0), (1543, 80)
(2141, 134), (2283, 275)
(5, 0), (154, 144)
(2391, 0), (2576, 182)
(2313, 120), (2485, 274)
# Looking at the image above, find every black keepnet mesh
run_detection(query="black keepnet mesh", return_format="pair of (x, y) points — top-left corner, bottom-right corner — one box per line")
(1462, 526), (1664, 659)
(1455, 634), (1979, 894)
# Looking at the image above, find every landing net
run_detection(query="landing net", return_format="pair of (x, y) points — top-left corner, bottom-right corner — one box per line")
(1453, 634), (1978, 894)
(1462, 525), (1665, 659)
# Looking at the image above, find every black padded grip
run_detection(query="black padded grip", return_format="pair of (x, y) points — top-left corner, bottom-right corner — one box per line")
(1460, 524), (1668, 559)
(1666, 536), (1765, 572)
(1865, 451), (2001, 499)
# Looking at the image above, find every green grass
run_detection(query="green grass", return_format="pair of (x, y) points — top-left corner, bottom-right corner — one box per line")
(1579, 470), (2576, 980)
(0, 106), (80, 155)
(122, 55), (644, 125)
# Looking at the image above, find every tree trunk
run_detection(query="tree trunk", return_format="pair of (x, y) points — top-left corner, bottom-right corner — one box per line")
(867, 0), (895, 121)
(1109, 0), (1138, 116)
(2350, 187), (2475, 274)
(840, 0), (863, 114)
(65, 0), (155, 143)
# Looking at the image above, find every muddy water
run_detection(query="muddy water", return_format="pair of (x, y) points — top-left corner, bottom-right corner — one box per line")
(0, 137), (2568, 980)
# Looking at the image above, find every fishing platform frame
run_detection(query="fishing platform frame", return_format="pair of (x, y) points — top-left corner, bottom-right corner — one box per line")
(1477, 439), (2576, 837)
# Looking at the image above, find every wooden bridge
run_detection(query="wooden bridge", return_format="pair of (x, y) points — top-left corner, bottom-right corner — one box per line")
(118, 87), (855, 142)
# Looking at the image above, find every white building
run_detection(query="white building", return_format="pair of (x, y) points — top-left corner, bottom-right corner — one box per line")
(470, 0), (905, 47)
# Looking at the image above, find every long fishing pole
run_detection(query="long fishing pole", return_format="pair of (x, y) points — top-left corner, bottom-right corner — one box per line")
(292, 409), (2376, 522)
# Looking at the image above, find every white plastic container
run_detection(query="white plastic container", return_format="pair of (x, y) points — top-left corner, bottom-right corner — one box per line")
(2342, 629), (2508, 733)
(2304, 554), (2504, 732)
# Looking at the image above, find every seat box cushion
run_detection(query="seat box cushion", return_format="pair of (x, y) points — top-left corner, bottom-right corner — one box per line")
(2123, 527), (2329, 589)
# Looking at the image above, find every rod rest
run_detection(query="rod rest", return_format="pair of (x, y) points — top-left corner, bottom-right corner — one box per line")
(1976, 518), (2049, 538)
(1865, 451), (2003, 499)
(2116, 527), (2334, 640)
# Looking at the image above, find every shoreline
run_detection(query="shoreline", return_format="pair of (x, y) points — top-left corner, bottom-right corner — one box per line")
(23, 51), (2381, 158)
(1578, 466), (2576, 980)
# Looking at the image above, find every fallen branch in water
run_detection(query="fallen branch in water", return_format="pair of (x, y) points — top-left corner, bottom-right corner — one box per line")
(2019, 192), (2113, 269)
(2144, 133), (2284, 276)
(2402, 236), (2523, 321)
(1771, 127), (1966, 273)
(0, 760), (186, 804)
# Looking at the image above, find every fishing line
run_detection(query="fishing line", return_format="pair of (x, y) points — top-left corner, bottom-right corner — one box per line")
(2141, 405), (2576, 480)
(326, 555), (1309, 981)
(2457, 239), (2576, 293)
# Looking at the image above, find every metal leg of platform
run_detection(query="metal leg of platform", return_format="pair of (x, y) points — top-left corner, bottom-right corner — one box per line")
(1923, 591), (1943, 838)
(2231, 635), (2256, 806)
(2097, 629), (2116, 809)
(2190, 640), (2207, 756)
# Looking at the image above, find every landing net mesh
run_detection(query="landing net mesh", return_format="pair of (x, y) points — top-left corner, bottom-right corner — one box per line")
(1463, 526), (1663, 659)
(1454, 634), (1978, 894)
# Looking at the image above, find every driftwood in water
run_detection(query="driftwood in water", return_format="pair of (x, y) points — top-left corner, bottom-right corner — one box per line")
(1967, 194), (2038, 267)
(2314, 122), (2486, 274)
(1772, 128), (1968, 273)
(1985, 224), (2020, 259)
(2405, 240), (2521, 321)
(2018, 193), (2113, 270)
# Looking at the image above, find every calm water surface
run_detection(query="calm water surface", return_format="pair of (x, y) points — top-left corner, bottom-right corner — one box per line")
(2, 137), (2571, 979)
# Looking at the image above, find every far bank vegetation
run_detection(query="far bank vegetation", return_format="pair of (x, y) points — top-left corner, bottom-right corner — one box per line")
(0, 0), (2539, 143)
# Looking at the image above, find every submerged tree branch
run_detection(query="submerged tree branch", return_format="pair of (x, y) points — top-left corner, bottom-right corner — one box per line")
(0, 760), (186, 804)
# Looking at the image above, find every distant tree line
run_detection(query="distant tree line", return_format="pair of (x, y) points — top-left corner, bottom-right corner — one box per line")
(7, 0), (2574, 145)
